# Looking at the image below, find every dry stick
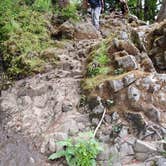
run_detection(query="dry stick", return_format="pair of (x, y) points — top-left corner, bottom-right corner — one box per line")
(93, 108), (107, 137)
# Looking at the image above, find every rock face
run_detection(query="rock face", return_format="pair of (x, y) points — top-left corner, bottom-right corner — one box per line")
(52, 21), (101, 40)
(146, 20), (166, 71)
(1, 13), (166, 166)
(83, 16), (166, 166)
(0, 39), (96, 165)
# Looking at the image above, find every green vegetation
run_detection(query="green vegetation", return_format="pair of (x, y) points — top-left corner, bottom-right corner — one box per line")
(33, 0), (52, 12)
(114, 68), (124, 75)
(0, 0), (81, 80)
(105, 0), (160, 22)
(48, 132), (102, 166)
(0, 0), (56, 79)
(54, 3), (80, 21)
(87, 42), (111, 77)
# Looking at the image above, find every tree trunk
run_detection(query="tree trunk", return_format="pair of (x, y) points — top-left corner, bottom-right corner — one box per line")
(157, 0), (166, 22)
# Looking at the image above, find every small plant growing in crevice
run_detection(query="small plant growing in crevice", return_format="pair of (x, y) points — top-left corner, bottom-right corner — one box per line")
(114, 68), (124, 75)
(87, 42), (110, 77)
(106, 99), (115, 108)
(48, 132), (102, 166)
(54, 3), (80, 22)
(79, 95), (87, 107)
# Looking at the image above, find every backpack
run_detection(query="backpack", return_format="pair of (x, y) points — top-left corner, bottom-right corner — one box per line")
(88, 0), (100, 8)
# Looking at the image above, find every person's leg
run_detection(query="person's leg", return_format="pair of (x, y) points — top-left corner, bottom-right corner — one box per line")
(93, 7), (101, 30)
(91, 8), (95, 26)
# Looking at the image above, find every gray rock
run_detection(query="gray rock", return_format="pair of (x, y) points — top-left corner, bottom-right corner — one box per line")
(120, 31), (129, 40)
(134, 140), (157, 153)
(97, 144), (112, 160)
(128, 86), (141, 102)
(116, 55), (138, 71)
(109, 79), (124, 92)
(135, 152), (149, 161)
(157, 157), (166, 166)
(112, 112), (120, 121)
(92, 104), (104, 115)
(99, 134), (110, 143)
(34, 95), (47, 108)
(62, 100), (73, 112)
(155, 73), (166, 82)
(119, 126), (128, 138)
(144, 106), (161, 122)
(123, 73), (136, 86)
(41, 132), (68, 154)
(92, 118), (100, 126)
(120, 143), (134, 156)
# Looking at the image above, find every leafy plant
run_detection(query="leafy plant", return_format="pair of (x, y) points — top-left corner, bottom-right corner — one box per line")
(87, 42), (110, 77)
(0, 0), (55, 79)
(54, 3), (80, 21)
(114, 68), (124, 75)
(48, 132), (102, 166)
(33, 0), (51, 12)
(106, 99), (114, 107)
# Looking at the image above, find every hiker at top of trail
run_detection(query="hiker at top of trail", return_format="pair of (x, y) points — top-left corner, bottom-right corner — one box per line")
(86, 0), (104, 30)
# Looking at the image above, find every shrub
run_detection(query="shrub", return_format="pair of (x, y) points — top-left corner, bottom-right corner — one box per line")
(0, 1), (55, 79)
(87, 42), (110, 77)
(48, 132), (102, 166)
(54, 3), (80, 21)
(33, 0), (51, 12)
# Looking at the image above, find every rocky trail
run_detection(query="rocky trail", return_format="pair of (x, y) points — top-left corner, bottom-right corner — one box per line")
(0, 15), (166, 166)
(0, 36), (99, 165)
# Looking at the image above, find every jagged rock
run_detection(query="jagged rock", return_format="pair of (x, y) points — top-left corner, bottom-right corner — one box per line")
(97, 144), (113, 160)
(41, 132), (68, 154)
(62, 100), (73, 112)
(74, 23), (100, 40)
(92, 104), (104, 115)
(120, 31), (129, 40)
(109, 78), (124, 92)
(112, 112), (120, 121)
(91, 118), (100, 126)
(120, 143), (134, 156)
(134, 140), (157, 153)
(123, 73), (136, 86)
(146, 21), (166, 71)
(54, 21), (75, 39)
(118, 40), (140, 56)
(157, 158), (166, 166)
(130, 29), (146, 52)
(116, 55), (138, 71)
(155, 36), (166, 49)
(128, 86), (141, 102)
(140, 53), (156, 72)
(125, 112), (146, 133)
(135, 152), (149, 161)
(155, 73), (166, 82)
(143, 105), (161, 123)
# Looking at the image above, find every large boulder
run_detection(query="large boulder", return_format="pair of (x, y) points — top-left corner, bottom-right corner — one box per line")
(74, 23), (101, 40)
(146, 21), (166, 71)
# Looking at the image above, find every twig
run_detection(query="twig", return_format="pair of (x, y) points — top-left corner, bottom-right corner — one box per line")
(93, 108), (107, 137)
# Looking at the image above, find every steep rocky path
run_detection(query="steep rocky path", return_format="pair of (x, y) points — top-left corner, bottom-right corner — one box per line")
(0, 15), (166, 166)
(0, 37), (99, 166)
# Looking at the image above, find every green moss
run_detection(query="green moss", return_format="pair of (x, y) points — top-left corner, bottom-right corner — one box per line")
(83, 71), (135, 91)
(86, 41), (111, 78)
(0, 1), (57, 79)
